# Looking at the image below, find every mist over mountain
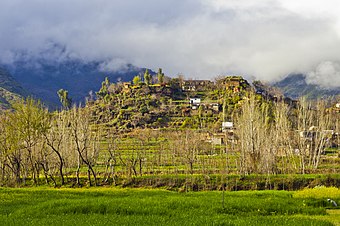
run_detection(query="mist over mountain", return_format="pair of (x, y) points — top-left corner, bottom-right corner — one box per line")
(1, 41), (340, 108)
(2, 0), (340, 83)
(2, 50), (149, 107)
(273, 74), (340, 100)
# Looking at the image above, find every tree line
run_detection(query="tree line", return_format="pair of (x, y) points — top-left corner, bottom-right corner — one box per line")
(0, 94), (339, 187)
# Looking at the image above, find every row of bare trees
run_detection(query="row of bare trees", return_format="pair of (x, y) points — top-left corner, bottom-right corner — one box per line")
(0, 98), (99, 187)
(0, 95), (339, 187)
(235, 94), (339, 175)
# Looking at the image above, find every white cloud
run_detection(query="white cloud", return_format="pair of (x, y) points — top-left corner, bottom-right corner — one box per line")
(98, 58), (129, 73)
(279, 0), (340, 18)
(0, 0), (340, 87)
(306, 61), (340, 89)
(279, 0), (340, 36)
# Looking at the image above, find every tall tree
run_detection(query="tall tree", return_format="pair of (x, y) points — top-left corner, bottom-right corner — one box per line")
(144, 69), (152, 85)
(69, 106), (98, 186)
(0, 114), (23, 185)
(10, 97), (50, 184)
(96, 77), (110, 99)
(57, 89), (72, 109)
(157, 68), (164, 84)
(235, 94), (275, 174)
(43, 111), (70, 185)
(133, 75), (141, 85)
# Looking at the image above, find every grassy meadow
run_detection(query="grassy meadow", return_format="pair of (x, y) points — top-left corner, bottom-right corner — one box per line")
(0, 187), (339, 226)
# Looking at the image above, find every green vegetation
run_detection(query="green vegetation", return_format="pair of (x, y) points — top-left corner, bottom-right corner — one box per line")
(90, 73), (251, 131)
(0, 187), (338, 226)
(0, 71), (340, 225)
(0, 74), (340, 189)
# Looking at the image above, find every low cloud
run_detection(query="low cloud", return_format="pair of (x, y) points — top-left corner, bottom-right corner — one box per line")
(98, 58), (130, 73)
(306, 61), (340, 89)
(1, 0), (340, 87)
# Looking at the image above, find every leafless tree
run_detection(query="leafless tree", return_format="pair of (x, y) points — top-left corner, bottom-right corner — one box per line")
(43, 111), (71, 185)
(69, 106), (98, 186)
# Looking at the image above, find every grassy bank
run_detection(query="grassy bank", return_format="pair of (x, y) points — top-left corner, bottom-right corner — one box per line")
(117, 174), (340, 191)
(0, 187), (339, 225)
(6, 173), (340, 192)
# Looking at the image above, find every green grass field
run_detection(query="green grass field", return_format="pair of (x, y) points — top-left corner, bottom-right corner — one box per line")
(0, 187), (339, 225)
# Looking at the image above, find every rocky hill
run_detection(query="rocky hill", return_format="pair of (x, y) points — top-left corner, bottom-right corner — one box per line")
(89, 76), (251, 133)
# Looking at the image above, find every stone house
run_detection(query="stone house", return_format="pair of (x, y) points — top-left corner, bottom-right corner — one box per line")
(182, 80), (214, 91)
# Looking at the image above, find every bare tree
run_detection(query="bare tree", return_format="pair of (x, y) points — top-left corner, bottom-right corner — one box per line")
(308, 100), (332, 169)
(102, 131), (119, 185)
(272, 100), (297, 173)
(236, 94), (265, 174)
(69, 106), (98, 186)
(294, 98), (332, 172)
(43, 111), (70, 185)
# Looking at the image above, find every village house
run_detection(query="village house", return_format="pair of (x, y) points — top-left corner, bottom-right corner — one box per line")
(189, 98), (201, 109)
(208, 103), (219, 112)
(217, 76), (250, 93)
(226, 78), (241, 92)
(206, 130), (236, 146)
(189, 98), (219, 113)
(182, 80), (214, 92)
(206, 132), (225, 145)
(190, 98), (201, 105)
(222, 121), (233, 132)
(204, 122), (237, 146)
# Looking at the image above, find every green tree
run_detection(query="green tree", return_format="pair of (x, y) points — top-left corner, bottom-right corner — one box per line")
(11, 97), (50, 185)
(96, 77), (111, 100)
(133, 75), (141, 85)
(0, 114), (23, 184)
(57, 89), (72, 109)
(157, 68), (164, 84)
(144, 69), (152, 85)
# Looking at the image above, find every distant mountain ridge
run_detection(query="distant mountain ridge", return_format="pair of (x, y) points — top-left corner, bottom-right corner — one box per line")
(273, 74), (340, 100)
(0, 67), (28, 110)
(3, 58), (149, 108)
(4, 47), (340, 109)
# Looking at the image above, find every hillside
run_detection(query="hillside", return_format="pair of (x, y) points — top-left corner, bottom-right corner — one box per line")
(273, 74), (340, 100)
(89, 76), (251, 132)
(0, 67), (27, 110)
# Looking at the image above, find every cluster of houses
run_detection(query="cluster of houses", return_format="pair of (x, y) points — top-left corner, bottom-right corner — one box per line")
(181, 76), (249, 93)
(114, 74), (340, 152)
(185, 76), (248, 112)
(122, 74), (248, 93)
(189, 98), (219, 112)
(181, 80), (214, 92)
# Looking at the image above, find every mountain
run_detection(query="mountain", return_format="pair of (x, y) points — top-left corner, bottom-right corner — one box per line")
(3, 58), (148, 108)
(0, 67), (28, 110)
(273, 74), (340, 100)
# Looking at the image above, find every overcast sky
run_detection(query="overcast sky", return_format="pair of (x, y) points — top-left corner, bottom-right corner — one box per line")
(1, 0), (340, 87)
